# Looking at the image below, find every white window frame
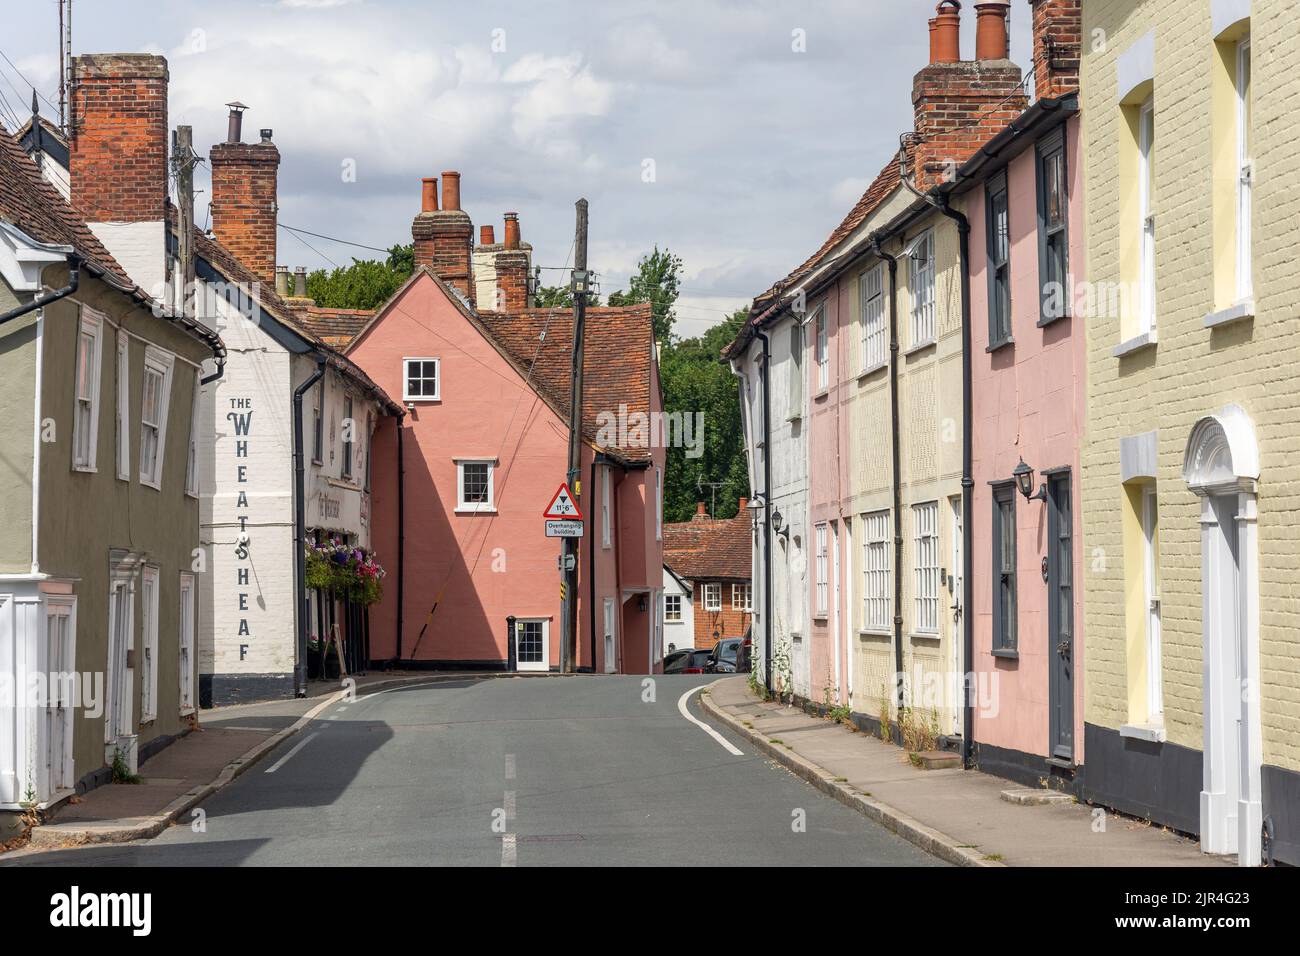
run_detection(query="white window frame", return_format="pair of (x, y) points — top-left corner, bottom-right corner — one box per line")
(732, 582), (752, 612)
(702, 582), (722, 612)
(814, 523), (829, 618)
(403, 356), (440, 402)
(455, 458), (496, 513)
(1138, 97), (1157, 335)
(814, 306), (828, 391)
(862, 510), (891, 632)
(341, 394), (355, 480)
(178, 572), (196, 715)
(603, 598), (617, 674)
(140, 565), (160, 723)
(665, 593), (683, 622)
(115, 330), (129, 480)
(72, 307), (104, 472)
(908, 230), (936, 348)
(601, 467), (612, 549)
(1236, 35), (1253, 302)
(861, 263), (887, 371)
(138, 346), (175, 490)
(185, 376), (200, 498)
(311, 380), (323, 465)
(42, 595), (78, 800)
(913, 501), (940, 634)
(655, 467), (663, 541)
(1143, 486), (1163, 722)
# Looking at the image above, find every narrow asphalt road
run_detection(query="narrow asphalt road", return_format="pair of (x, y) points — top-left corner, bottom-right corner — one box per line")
(8, 676), (943, 867)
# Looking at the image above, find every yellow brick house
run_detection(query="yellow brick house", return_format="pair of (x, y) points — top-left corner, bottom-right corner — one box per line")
(1081, 0), (1299, 866)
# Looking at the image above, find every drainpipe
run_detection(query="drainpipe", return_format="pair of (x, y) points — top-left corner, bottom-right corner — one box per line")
(755, 328), (774, 695)
(293, 355), (328, 697)
(937, 196), (976, 769)
(589, 454), (601, 671)
(395, 419), (406, 665)
(873, 238), (905, 717)
(0, 255), (81, 327)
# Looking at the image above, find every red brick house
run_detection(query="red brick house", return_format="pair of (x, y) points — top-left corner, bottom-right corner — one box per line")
(663, 502), (753, 651)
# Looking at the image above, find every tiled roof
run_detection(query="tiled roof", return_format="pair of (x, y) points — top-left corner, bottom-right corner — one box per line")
(663, 511), (753, 581)
(290, 305), (375, 349)
(0, 122), (132, 286)
(478, 304), (656, 464)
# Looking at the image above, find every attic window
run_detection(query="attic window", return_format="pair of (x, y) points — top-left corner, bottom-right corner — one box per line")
(404, 357), (440, 402)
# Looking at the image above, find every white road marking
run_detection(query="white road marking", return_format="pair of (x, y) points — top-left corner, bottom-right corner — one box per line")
(677, 686), (743, 756)
(221, 725), (276, 732)
(505, 754), (516, 780)
(501, 833), (517, 867)
(504, 790), (516, 821)
(264, 732), (319, 774)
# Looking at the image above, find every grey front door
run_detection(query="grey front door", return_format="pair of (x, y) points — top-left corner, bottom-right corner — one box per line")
(1047, 472), (1074, 761)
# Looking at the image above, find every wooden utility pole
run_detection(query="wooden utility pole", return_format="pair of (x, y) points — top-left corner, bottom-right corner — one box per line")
(561, 199), (589, 673)
(173, 126), (197, 318)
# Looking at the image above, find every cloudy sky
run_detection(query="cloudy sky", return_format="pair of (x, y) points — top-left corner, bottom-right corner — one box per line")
(1, 0), (1031, 337)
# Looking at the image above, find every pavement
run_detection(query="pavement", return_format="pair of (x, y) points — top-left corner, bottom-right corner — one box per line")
(2, 675), (943, 867)
(700, 676), (1232, 867)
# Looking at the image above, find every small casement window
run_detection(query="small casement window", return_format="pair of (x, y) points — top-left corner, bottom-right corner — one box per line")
(702, 582), (722, 611)
(814, 306), (828, 390)
(115, 331), (129, 480)
(814, 523), (829, 617)
(139, 347), (174, 489)
(1138, 97), (1157, 335)
(862, 510), (891, 631)
(861, 263), (887, 371)
(404, 357), (440, 402)
(787, 322), (803, 419)
(987, 172), (1012, 346)
(1236, 36), (1253, 302)
(1036, 131), (1070, 324)
(456, 459), (495, 511)
(913, 501), (940, 634)
(363, 413), (373, 493)
(655, 467), (663, 541)
(992, 482), (1018, 653)
(185, 378), (200, 498)
(908, 230), (936, 347)
(178, 572), (196, 714)
(311, 381), (323, 464)
(341, 395), (355, 479)
(72, 309), (104, 472)
(140, 565), (160, 723)
(665, 594), (682, 622)
(732, 583), (751, 611)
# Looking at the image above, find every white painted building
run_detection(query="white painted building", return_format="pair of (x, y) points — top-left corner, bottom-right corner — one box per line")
(661, 565), (694, 652)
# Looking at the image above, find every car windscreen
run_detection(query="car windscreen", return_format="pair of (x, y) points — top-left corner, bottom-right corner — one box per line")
(717, 642), (739, 661)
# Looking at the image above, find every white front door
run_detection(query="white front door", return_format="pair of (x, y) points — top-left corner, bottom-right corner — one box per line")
(43, 601), (76, 796)
(831, 522), (842, 702)
(603, 599), (616, 674)
(948, 496), (963, 734)
(106, 577), (134, 745)
(515, 619), (549, 673)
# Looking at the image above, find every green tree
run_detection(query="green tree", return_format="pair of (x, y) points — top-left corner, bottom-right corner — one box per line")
(659, 308), (751, 523)
(303, 243), (414, 310)
(606, 246), (682, 342)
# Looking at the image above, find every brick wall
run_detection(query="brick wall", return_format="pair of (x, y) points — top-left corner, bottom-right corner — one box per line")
(1030, 0), (1082, 99)
(210, 138), (280, 287)
(911, 60), (1027, 189)
(691, 579), (751, 649)
(70, 54), (168, 223)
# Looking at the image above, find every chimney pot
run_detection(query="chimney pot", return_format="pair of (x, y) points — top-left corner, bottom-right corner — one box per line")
(975, 2), (1010, 61)
(275, 265), (289, 297)
(225, 101), (248, 143)
(441, 170), (462, 211)
(737, 497), (748, 512)
(260, 128), (273, 143)
(293, 266), (307, 298)
(929, 1), (962, 64)
(421, 177), (439, 213)
(480, 225), (496, 246)
(503, 212), (521, 250)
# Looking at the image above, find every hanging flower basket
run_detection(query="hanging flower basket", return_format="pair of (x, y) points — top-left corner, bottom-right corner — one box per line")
(304, 539), (387, 606)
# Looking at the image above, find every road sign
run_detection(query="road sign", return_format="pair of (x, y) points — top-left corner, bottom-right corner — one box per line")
(546, 519), (584, 538)
(543, 483), (583, 520)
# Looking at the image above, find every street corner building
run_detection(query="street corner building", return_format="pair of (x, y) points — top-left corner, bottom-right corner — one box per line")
(339, 174), (667, 675)
(0, 113), (224, 831)
(662, 501), (754, 652)
(1079, 0), (1299, 867)
(17, 55), (403, 709)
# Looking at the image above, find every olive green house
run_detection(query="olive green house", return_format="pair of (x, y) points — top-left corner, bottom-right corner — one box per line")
(0, 128), (224, 830)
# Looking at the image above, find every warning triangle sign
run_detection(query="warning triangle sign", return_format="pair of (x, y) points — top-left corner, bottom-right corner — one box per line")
(543, 483), (583, 520)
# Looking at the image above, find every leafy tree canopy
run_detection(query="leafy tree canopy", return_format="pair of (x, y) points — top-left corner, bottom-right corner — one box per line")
(303, 243), (414, 310)
(606, 246), (682, 343)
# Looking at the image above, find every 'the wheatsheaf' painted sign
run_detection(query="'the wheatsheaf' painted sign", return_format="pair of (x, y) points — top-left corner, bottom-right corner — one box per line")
(227, 398), (254, 663)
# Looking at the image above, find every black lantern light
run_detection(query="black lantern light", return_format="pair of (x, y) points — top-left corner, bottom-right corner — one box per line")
(1013, 457), (1047, 502)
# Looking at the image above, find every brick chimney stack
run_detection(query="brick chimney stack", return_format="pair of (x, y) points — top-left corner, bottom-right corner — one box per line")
(210, 105), (281, 286)
(693, 502), (709, 521)
(412, 171), (475, 304)
(1029, 0), (1081, 100)
(69, 53), (170, 297)
(495, 213), (532, 313)
(911, 1), (1026, 190)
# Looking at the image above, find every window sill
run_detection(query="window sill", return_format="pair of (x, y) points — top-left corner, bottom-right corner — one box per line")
(311, 458), (323, 467)
(1112, 330), (1157, 358)
(812, 613), (829, 623)
(455, 507), (497, 515)
(858, 628), (892, 639)
(179, 707), (196, 718)
(990, 647), (1019, 661)
(140, 479), (162, 492)
(785, 414), (803, 424)
(858, 360), (888, 380)
(185, 490), (200, 500)
(904, 339), (936, 357)
(1119, 722), (1166, 743)
(1037, 311), (1071, 329)
(986, 336), (1014, 354)
(910, 631), (941, 642)
(813, 389), (830, 402)
(71, 464), (97, 474)
(1204, 300), (1255, 329)
(402, 397), (441, 405)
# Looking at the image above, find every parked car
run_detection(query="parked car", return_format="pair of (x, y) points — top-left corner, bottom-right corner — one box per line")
(735, 629), (752, 673)
(662, 648), (695, 673)
(664, 649), (712, 674)
(706, 638), (743, 673)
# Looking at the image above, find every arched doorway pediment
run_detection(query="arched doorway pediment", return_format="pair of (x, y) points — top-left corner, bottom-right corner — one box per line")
(1182, 404), (1259, 495)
